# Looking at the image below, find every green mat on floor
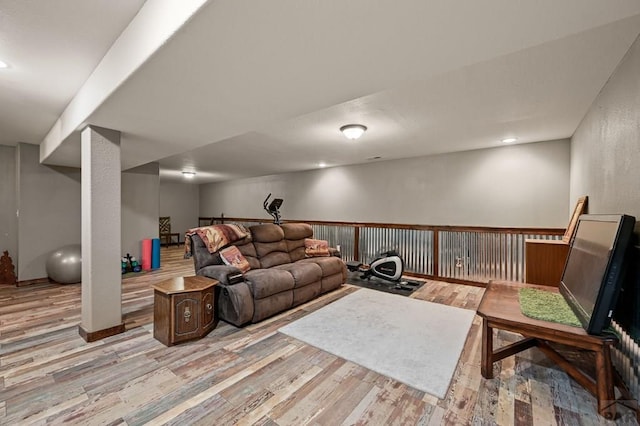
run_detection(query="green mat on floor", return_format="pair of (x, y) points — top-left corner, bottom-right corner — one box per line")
(518, 287), (582, 327)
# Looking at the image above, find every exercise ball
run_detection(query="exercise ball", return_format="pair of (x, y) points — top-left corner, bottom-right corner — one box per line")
(46, 244), (82, 284)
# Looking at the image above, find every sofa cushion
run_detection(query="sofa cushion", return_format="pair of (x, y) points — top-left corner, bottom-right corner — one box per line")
(281, 223), (314, 240)
(250, 224), (285, 243)
(254, 240), (289, 259)
(299, 256), (346, 277)
(258, 247), (292, 268)
(293, 282), (321, 306)
(253, 291), (293, 322)
(219, 246), (251, 273)
(250, 224), (293, 268)
(281, 223), (313, 261)
(286, 239), (306, 262)
(236, 241), (260, 270)
(273, 262), (322, 288)
(321, 272), (345, 293)
(244, 269), (295, 299)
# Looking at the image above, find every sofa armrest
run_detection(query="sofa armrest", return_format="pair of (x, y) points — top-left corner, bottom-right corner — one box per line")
(216, 282), (254, 326)
(197, 265), (242, 285)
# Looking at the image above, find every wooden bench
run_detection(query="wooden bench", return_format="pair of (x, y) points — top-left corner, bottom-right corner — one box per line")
(478, 280), (636, 420)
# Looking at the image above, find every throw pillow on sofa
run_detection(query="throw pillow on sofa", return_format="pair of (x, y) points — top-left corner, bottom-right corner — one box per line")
(305, 238), (330, 257)
(219, 245), (251, 273)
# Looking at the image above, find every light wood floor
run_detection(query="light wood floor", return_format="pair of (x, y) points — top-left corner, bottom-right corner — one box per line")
(0, 247), (636, 425)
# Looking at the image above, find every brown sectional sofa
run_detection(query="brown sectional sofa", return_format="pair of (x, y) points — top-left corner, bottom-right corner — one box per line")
(189, 222), (347, 326)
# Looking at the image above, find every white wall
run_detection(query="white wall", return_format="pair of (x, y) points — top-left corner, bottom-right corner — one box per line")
(571, 34), (640, 218)
(570, 34), (640, 397)
(201, 139), (571, 228)
(122, 163), (159, 260)
(9, 145), (160, 281)
(159, 181), (199, 237)
(0, 145), (17, 260)
(16, 143), (81, 281)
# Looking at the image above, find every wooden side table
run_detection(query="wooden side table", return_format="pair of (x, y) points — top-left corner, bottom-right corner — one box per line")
(152, 276), (218, 346)
(477, 280), (637, 420)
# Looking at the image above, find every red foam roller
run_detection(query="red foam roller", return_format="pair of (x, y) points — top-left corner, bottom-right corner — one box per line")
(141, 239), (152, 270)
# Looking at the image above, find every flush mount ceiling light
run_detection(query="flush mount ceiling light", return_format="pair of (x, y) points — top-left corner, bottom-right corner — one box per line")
(0, 60), (8, 69)
(340, 124), (367, 140)
(318, 162), (327, 168)
(501, 137), (518, 143)
(182, 171), (196, 179)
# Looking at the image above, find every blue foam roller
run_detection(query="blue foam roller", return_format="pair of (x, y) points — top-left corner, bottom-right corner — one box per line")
(152, 238), (161, 269)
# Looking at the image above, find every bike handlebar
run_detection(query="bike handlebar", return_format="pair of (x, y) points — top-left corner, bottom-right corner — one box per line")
(263, 193), (272, 209)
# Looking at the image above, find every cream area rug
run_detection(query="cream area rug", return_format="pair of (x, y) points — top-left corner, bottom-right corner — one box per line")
(278, 288), (475, 398)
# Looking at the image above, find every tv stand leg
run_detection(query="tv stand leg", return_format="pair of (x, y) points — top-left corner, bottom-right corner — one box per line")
(595, 346), (616, 420)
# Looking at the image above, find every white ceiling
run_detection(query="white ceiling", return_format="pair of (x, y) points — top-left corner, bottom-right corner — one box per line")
(2, 1), (640, 183)
(0, 0), (146, 146)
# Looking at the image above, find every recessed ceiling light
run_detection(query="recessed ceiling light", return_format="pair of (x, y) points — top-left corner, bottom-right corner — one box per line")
(0, 60), (8, 69)
(501, 137), (517, 143)
(340, 124), (367, 140)
(182, 171), (196, 179)
(318, 162), (327, 168)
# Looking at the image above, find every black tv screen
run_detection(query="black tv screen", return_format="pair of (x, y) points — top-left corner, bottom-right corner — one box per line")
(614, 244), (640, 341)
(560, 214), (636, 335)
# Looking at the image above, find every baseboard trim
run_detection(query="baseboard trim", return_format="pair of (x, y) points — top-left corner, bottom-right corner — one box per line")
(78, 322), (126, 342)
(16, 277), (49, 287)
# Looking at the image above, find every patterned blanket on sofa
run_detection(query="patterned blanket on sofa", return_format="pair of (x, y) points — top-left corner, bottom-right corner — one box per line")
(184, 224), (249, 258)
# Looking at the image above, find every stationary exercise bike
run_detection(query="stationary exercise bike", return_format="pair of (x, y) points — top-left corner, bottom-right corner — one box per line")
(263, 193), (284, 224)
(347, 250), (421, 290)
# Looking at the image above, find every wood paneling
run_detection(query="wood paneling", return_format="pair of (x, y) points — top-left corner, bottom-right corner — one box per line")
(525, 239), (569, 286)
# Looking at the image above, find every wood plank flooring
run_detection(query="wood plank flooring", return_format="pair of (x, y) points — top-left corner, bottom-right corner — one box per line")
(1, 247), (637, 425)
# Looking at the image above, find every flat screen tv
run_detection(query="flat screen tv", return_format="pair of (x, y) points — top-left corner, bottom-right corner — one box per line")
(559, 214), (636, 335)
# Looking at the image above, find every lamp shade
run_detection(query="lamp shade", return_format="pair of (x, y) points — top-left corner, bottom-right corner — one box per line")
(340, 124), (367, 140)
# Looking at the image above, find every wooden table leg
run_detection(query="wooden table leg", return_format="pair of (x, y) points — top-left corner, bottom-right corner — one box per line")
(595, 345), (616, 420)
(481, 319), (494, 379)
(613, 369), (640, 422)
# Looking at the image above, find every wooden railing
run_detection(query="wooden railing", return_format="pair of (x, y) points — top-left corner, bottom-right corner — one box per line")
(198, 216), (565, 287)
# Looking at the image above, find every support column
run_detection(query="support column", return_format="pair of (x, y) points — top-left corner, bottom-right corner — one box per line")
(79, 126), (125, 342)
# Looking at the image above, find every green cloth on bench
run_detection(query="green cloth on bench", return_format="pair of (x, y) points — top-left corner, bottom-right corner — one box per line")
(518, 287), (581, 327)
